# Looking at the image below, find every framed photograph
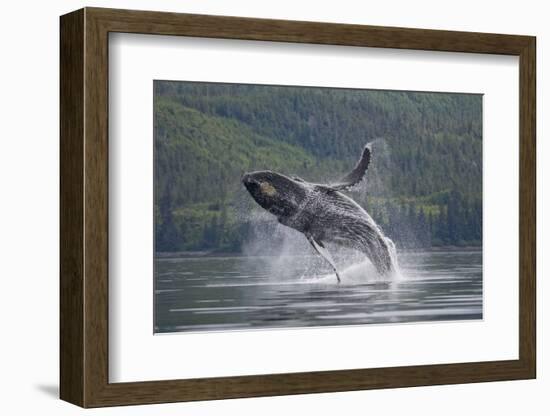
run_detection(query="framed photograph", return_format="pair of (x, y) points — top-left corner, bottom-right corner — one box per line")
(60, 7), (536, 408)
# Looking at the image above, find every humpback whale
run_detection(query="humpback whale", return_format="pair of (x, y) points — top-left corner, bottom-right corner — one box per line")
(242, 143), (397, 282)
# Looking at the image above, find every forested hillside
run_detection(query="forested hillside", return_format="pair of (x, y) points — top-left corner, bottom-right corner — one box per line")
(154, 81), (482, 252)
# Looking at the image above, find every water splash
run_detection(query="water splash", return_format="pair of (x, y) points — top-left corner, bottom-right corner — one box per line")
(240, 213), (402, 285)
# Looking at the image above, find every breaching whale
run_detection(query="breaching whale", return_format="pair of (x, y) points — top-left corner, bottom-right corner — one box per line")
(242, 143), (398, 282)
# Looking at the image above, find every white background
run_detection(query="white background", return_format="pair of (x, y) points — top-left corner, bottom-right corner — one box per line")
(110, 34), (519, 382)
(0, 0), (546, 415)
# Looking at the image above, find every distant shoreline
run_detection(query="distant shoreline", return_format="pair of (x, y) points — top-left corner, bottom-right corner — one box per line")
(155, 245), (482, 259)
(413, 245), (483, 252)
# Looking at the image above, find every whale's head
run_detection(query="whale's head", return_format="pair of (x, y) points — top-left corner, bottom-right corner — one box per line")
(242, 171), (307, 218)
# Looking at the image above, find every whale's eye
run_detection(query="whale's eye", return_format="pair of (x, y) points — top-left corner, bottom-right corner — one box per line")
(259, 182), (277, 197)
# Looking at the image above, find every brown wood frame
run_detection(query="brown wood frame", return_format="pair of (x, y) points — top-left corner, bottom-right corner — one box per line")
(60, 7), (536, 408)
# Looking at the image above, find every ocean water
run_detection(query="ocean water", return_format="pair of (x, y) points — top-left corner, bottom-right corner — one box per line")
(154, 248), (482, 333)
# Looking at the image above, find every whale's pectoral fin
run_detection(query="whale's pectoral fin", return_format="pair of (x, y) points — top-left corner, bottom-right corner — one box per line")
(330, 143), (372, 191)
(307, 236), (341, 283)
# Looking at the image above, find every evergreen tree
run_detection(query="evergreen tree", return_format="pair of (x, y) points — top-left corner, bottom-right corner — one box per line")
(153, 81), (482, 251)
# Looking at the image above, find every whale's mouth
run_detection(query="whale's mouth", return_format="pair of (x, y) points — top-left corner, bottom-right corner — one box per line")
(242, 174), (259, 193)
(241, 173), (254, 183)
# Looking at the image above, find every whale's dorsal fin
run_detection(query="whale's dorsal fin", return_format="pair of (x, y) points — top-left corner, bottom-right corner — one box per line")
(330, 143), (371, 191)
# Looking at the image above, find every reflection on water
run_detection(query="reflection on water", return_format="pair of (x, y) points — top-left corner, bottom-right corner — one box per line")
(154, 249), (482, 333)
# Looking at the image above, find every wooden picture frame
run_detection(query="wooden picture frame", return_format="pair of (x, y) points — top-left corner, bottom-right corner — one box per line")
(60, 7), (536, 408)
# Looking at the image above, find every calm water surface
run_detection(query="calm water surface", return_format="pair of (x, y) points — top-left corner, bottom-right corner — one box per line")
(154, 249), (482, 333)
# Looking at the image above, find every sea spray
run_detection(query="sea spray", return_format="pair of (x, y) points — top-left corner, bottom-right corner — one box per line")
(239, 210), (401, 284)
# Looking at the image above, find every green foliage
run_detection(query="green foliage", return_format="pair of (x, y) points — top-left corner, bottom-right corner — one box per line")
(154, 81), (482, 252)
